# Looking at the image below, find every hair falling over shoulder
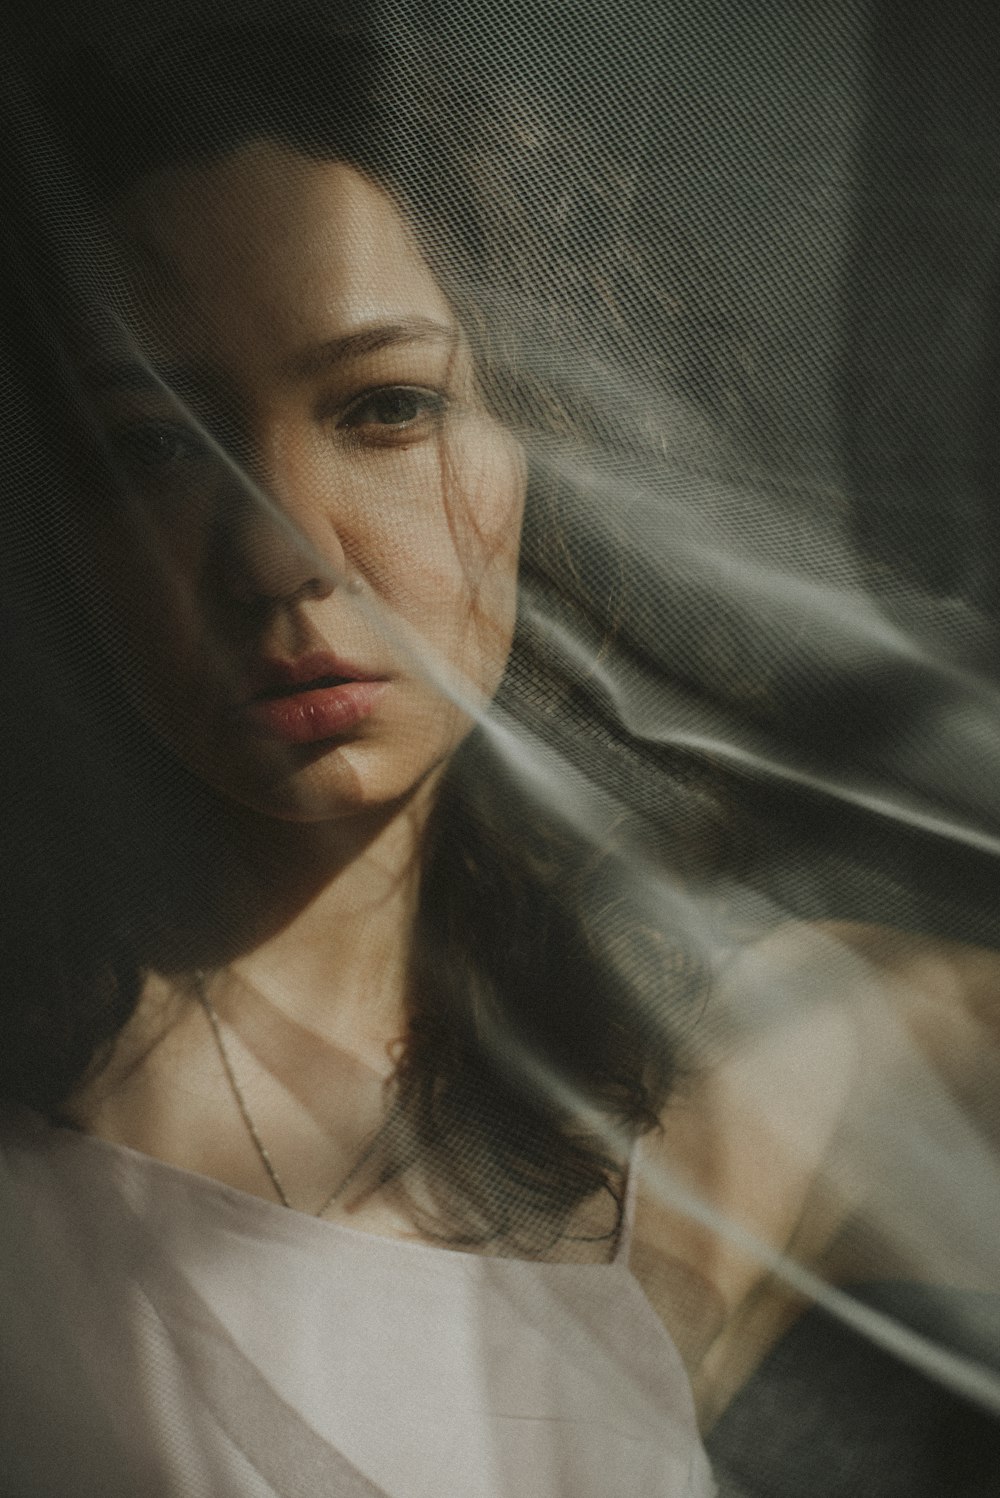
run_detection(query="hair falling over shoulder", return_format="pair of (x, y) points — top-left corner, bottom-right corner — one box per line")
(0, 21), (726, 1253)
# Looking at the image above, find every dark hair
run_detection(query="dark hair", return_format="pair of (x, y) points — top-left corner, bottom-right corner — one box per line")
(0, 25), (720, 1251)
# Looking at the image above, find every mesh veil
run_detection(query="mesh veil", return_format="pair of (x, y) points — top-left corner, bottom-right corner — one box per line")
(2, 2), (1000, 1495)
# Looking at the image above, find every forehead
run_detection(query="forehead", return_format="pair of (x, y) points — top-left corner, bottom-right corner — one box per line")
(117, 141), (458, 367)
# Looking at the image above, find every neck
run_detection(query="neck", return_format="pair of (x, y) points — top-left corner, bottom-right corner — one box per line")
(67, 772), (444, 1191)
(198, 773), (441, 1063)
(229, 801), (431, 1059)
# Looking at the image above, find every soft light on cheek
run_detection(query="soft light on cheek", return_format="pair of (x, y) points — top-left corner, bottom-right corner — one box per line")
(447, 434), (526, 697)
(446, 420), (527, 572)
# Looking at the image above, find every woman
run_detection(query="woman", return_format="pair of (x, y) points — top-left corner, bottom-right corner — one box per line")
(6, 19), (991, 1498)
(0, 24), (742, 1497)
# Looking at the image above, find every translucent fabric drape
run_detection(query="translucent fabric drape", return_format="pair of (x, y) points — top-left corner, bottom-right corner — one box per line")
(2, 2), (999, 1495)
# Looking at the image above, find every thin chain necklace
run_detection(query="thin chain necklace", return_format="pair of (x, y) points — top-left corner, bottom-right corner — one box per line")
(194, 970), (386, 1218)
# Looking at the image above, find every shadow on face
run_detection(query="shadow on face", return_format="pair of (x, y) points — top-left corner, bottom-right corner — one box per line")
(85, 143), (526, 824)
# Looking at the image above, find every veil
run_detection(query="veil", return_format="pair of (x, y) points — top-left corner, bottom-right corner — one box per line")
(2, 2), (999, 1495)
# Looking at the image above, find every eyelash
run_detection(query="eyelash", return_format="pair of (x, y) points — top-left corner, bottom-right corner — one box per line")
(335, 384), (449, 446)
(107, 421), (211, 482)
(105, 383), (449, 485)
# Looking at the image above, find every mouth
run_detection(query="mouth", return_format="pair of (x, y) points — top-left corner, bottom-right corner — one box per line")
(248, 651), (388, 699)
(237, 652), (390, 744)
(253, 672), (354, 701)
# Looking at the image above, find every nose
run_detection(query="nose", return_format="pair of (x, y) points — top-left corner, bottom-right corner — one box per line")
(217, 444), (348, 608)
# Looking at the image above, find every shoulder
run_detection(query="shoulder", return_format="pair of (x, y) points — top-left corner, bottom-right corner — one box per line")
(630, 926), (859, 1368)
(631, 918), (1000, 1417)
(774, 920), (1000, 1084)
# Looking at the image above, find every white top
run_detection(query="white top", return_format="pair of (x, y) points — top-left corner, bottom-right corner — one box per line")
(0, 1107), (716, 1497)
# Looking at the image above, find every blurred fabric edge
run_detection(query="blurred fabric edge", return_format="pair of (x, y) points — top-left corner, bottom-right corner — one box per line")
(708, 1283), (1000, 1498)
(2, 0), (1000, 1494)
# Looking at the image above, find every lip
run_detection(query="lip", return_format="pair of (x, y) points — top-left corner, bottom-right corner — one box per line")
(237, 652), (390, 745)
(247, 651), (386, 698)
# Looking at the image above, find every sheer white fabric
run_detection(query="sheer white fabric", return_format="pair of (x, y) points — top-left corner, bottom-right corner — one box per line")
(2, 3), (1000, 1495)
(0, 1109), (714, 1497)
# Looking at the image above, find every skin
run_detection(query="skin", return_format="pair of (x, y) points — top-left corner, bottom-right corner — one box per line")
(90, 142), (524, 825)
(634, 920), (1000, 1424)
(72, 143), (527, 1228)
(68, 140), (1000, 1427)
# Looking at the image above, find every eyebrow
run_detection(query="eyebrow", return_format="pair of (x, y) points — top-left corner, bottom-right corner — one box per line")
(81, 319), (459, 398)
(280, 318), (459, 380)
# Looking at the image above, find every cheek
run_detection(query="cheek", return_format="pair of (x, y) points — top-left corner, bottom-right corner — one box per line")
(431, 431), (525, 695)
(324, 428), (523, 704)
(91, 501), (219, 699)
(358, 423), (524, 624)
(449, 435), (526, 593)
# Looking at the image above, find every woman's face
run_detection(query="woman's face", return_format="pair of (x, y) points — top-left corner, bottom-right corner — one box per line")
(87, 142), (525, 821)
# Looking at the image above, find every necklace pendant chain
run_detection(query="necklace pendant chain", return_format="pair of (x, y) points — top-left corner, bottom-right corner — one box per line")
(194, 970), (363, 1219)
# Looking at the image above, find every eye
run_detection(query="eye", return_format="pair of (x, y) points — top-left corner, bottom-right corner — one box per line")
(338, 385), (448, 444)
(106, 421), (212, 484)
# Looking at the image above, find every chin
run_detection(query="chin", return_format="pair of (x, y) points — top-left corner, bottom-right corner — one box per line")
(199, 733), (457, 826)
